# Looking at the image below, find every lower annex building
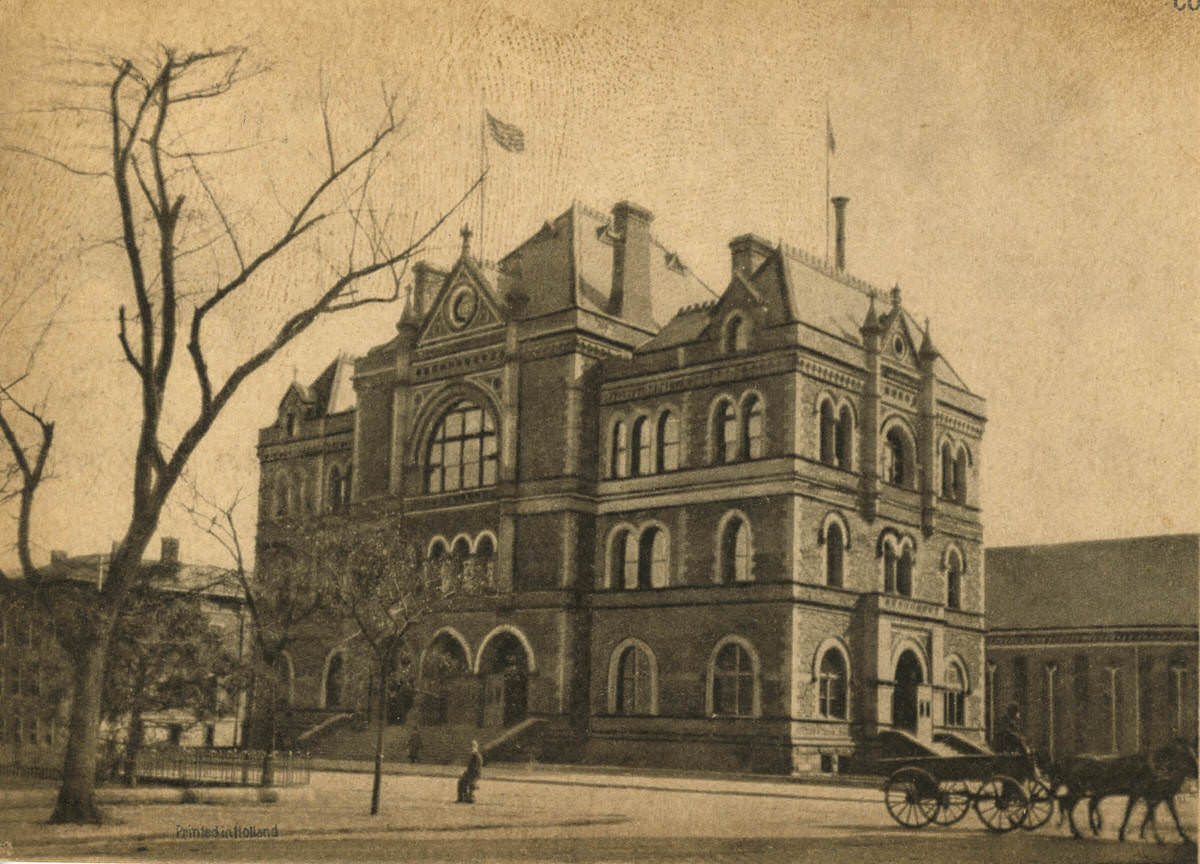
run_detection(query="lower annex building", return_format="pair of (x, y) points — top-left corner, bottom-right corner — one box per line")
(255, 199), (988, 773)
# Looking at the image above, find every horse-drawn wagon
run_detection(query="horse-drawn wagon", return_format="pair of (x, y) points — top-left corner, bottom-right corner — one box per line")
(879, 751), (1055, 833)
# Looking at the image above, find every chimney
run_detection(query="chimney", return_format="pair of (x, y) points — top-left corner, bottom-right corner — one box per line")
(161, 536), (180, 565)
(410, 262), (445, 318)
(610, 201), (655, 326)
(831, 197), (849, 271)
(729, 234), (773, 280)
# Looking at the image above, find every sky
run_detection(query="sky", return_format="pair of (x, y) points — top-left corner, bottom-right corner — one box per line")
(0, 0), (1197, 570)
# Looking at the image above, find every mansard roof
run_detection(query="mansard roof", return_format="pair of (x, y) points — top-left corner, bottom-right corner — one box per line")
(985, 534), (1200, 631)
(494, 201), (711, 329)
(281, 353), (357, 418)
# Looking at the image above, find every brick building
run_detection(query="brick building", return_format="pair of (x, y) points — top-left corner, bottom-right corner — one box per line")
(985, 534), (1198, 761)
(256, 199), (988, 773)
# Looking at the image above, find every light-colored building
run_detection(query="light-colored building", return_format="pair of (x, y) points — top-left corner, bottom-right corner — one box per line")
(985, 534), (1199, 760)
(257, 199), (988, 773)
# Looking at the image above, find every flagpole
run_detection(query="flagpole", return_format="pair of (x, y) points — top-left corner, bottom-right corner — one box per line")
(825, 93), (831, 265)
(479, 90), (487, 259)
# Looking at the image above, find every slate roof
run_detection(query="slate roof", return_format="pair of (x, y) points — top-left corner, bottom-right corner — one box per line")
(984, 534), (1200, 631)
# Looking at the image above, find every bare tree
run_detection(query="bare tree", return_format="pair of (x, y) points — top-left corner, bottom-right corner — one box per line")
(0, 45), (482, 822)
(302, 516), (492, 815)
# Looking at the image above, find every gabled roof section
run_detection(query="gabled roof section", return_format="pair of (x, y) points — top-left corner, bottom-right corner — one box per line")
(497, 201), (711, 329)
(638, 300), (718, 352)
(416, 246), (507, 345)
(309, 353), (357, 415)
(985, 535), (1200, 630)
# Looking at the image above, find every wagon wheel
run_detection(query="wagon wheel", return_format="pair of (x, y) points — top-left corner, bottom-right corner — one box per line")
(1020, 778), (1054, 831)
(973, 774), (1029, 833)
(883, 768), (938, 829)
(931, 780), (972, 826)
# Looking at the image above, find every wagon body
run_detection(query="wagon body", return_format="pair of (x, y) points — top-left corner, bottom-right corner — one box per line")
(878, 752), (1054, 833)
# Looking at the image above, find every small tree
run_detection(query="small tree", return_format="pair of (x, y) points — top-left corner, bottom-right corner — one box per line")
(302, 515), (492, 815)
(101, 580), (239, 784)
(0, 46), (481, 822)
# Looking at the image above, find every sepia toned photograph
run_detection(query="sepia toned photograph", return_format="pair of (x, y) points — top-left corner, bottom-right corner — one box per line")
(0, 1), (1196, 861)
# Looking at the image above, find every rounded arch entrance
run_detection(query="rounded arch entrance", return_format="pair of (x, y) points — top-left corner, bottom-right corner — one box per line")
(418, 629), (473, 726)
(476, 626), (535, 727)
(892, 650), (925, 733)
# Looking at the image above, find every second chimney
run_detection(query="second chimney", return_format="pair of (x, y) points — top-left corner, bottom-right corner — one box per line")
(610, 201), (655, 326)
(831, 196), (849, 271)
(729, 234), (773, 280)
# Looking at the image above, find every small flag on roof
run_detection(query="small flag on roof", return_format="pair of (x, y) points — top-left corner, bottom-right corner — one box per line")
(486, 111), (525, 153)
(826, 104), (836, 154)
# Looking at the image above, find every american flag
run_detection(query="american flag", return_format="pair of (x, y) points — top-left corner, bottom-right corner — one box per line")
(486, 111), (525, 153)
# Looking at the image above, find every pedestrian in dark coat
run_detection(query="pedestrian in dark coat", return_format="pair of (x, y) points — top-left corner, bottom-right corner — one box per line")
(407, 727), (422, 764)
(456, 740), (483, 803)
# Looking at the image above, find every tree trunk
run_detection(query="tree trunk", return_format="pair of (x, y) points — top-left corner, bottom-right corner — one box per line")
(370, 655), (388, 816)
(51, 638), (108, 823)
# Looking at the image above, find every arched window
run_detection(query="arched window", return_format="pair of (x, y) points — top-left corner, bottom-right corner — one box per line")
(711, 641), (756, 717)
(944, 662), (966, 727)
(285, 412), (297, 437)
(940, 442), (954, 499)
(611, 421), (628, 479)
(819, 400), (836, 465)
(608, 529), (631, 590)
(884, 426), (912, 488)
(428, 538), (448, 560)
(897, 545), (914, 596)
(953, 446), (968, 504)
(883, 541), (898, 593)
(836, 406), (853, 469)
(631, 417), (651, 477)
(946, 548), (963, 610)
(341, 467), (352, 507)
(723, 315), (747, 353)
(475, 534), (496, 559)
(825, 521), (845, 588)
(451, 536), (471, 559)
(615, 644), (653, 715)
(818, 649), (848, 719)
(712, 399), (737, 464)
(637, 527), (669, 589)
(720, 516), (752, 583)
(742, 395), (764, 459)
(425, 401), (498, 493)
(657, 411), (680, 472)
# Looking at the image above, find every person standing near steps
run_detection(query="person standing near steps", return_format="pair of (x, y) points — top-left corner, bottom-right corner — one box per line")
(456, 740), (483, 803)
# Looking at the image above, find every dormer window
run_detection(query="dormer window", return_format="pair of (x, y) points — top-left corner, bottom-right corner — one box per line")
(722, 315), (748, 353)
(285, 412), (297, 437)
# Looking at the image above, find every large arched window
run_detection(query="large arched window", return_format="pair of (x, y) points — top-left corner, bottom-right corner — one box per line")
(611, 421), (629, 479)
(608, 528), (634, 590)
(742, 395), (764, 459)
(825, 521), (845, 588)
(897, 545), (914, 596)
(883, 426), (913, 489)
(451, 536), (471, 558)
(631, 417), (651, 477)
(882, 535), (915, 597)
(836, 406), (853, 469)
(657, 411), (680, 472)
(615, 644), (653, 715)
(719, 515), (752, 583)
(712, 399), (737, 464)
(818, 649), (848, 719)
(940, 442), (954, 499)
(946, 547), (963, 610)
(425, 401), (498, 493)
(819, 400), (836, 465)
(953, 446), (969, 504)
(638, 526), (669, 589)
(710, 640), (757, 717)
(944, 660), (966, 727)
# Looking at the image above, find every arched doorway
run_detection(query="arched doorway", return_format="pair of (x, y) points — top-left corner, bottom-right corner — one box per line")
(478, 631), (530, 727)
(419, 633), (472, 726)
(893, 650), (923, 733)
(324, 652), (345, 709)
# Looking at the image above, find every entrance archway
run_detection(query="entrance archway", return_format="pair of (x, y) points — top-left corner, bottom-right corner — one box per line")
(477, 631), (530, 727)
(419, 632), (472, 726)
(893, 650), (923, 733)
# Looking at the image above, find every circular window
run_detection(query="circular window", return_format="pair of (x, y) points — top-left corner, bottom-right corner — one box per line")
(449, 286), (477, 328)
(893, 336), (906, 356)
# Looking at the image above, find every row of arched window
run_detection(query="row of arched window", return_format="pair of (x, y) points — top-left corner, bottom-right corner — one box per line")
(605, 512), (754, 589)
(271, 464), (352, 519)
(608, 636), (854, 721)
(604, 512), (967, 609)
(428, 532), (497, 561)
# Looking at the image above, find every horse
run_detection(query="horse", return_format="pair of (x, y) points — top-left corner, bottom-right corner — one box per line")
(1118, 738), (1198, 844)
(1050, 751), (1152, 839)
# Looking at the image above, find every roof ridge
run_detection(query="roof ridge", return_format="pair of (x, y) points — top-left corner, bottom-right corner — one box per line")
(778, 240), (879, 299)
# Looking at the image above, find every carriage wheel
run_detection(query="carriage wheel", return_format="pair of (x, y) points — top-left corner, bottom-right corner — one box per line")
(931, 780), (972, 826)
(883, 768), (938, 829)
(973, 774), (1029, 833)
(1020, 778), (1054, 830)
